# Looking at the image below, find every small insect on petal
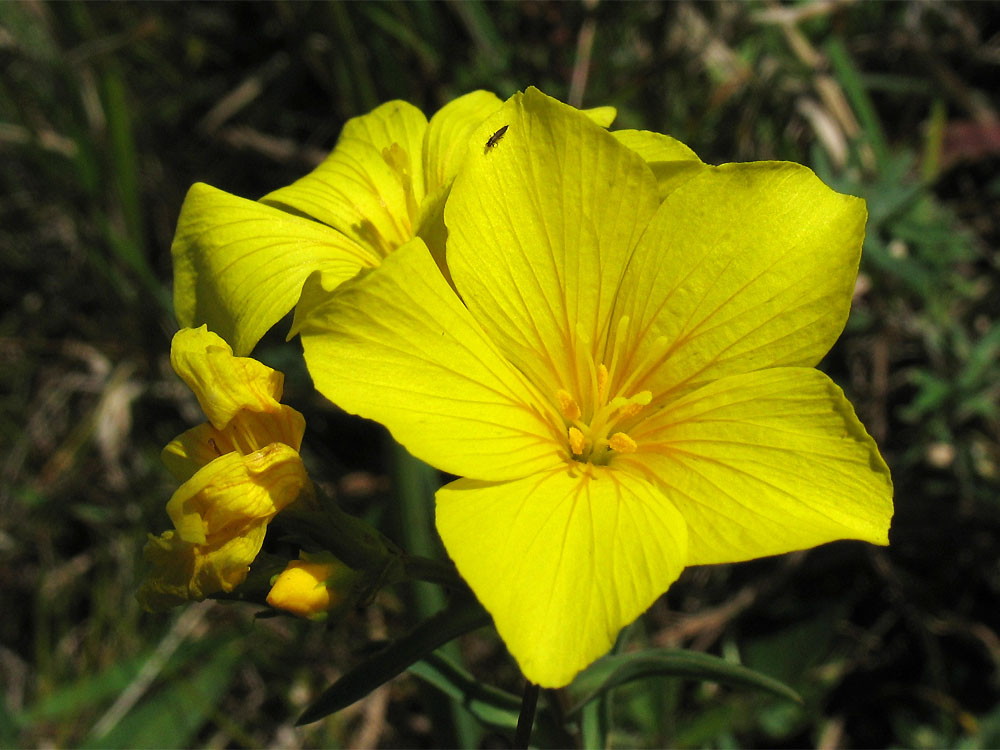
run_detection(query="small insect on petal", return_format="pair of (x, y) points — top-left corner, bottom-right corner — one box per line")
(484, 125), (509, 154)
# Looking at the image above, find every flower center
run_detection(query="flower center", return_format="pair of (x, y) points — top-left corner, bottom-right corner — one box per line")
(553, 317), (653, 466)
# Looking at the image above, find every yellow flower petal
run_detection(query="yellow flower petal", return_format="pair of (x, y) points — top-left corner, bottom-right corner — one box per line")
(161, 403), (305, 483)
(136, 525), (267, 611)
(613, 129), (707, 199)
(295, 238), (560, 481)
(411, 92), (620, 286)
(170, 326), (283, 428)
(267, 561), (334, 617)
(623, 367), (893, 565)
(436, 465), (688, 687)
(416, 91), (505, 276)
(445, 87), (660, 399)
(581, 105), (617, 128)
(266, 553), (358, 618)
(172, 185), (380, 355)
(142, 329), (311, 610)
(261, 100), (428, 256)
(163, 327), (306, 480)
(412, 183), (452, 283)
(161, 423), (225, 483)
(166, 444), (308, 545)
(423, 90), (503, 194)
(611, 161), (867, 402)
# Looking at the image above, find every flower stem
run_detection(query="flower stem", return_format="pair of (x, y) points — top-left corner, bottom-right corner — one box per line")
(400, 554), (466, 590)
(514, 681), (540, 749)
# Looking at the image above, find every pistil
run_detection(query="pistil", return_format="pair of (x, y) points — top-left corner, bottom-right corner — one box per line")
(556, 376), (650, 463)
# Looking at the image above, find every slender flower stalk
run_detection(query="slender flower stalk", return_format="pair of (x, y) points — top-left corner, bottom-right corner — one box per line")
(515, 682), (541, 749)
(291, 88), (894, 687)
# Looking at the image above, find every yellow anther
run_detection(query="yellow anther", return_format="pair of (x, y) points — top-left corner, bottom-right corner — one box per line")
(381, 143), (418, 226)
(381, 143), (409, 175)
(620, 403), (642, 418)
(607, 389), (652, 419)
(568, 427), (587, 456)
(608, 432), (638, 454)
(556, 389), (582, 421)
(596, 363), (609, 399)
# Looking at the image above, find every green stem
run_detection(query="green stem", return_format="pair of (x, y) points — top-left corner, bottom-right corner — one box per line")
(400, 554), (466, 590)
(297, 595), (491, 725)
(515, 682), (540, 749)
(390, 439), (481, 748)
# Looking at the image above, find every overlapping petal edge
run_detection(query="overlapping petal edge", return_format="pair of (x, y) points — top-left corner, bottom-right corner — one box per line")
(170, 92), (509, 355)
(170, 90), (639, 356)
(295, 88), (893, 686)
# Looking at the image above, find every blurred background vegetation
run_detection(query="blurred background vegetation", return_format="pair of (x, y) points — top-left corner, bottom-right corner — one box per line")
(2, 1), (998, 747)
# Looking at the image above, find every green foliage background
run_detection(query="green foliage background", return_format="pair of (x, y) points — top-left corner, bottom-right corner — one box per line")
(2, 1), (998, 747)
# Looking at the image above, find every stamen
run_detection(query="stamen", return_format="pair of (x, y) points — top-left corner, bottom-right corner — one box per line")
(620, 390), (653, 419)
(596, 364), (609, 401)
(620, 403), (644, 419)
(556, 389), (581, 421)
(554, 316), (653, 466)
(381, 143), (408, 177)
(381, 143), (419, 233)
(575, 327), (599, 416)
(605, 316), (631, 390)
(608, 432), (638, 454)
(617, 334), (671, 398)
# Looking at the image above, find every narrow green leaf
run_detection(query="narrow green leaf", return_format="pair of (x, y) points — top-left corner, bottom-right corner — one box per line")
(390, 441), (445, 617)
(825, 38), (889, 169)
(83, 639), (243, 749)
(390, 441), (482, 749)
(448, 0), (504, 58)
(18, 634), (234, 726)
(408, 653), (574, 748)
(565, 649), (802, 716)
(361, 5), (440, 73)
(921, 99), (946, 183)
(329, 3), (377, 112)
(579, 699), (607, 750)
(101, 65), (142, 248)
(408, 652), (521, 730)
(17, 653), (149, 727)
(0, 694), (18, 747)
(297, 595), (491, 725)
(960, 324), (1000, 389)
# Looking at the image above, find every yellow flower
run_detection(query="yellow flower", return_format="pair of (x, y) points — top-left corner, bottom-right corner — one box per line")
(266, 552), (358, 619)
(137, 326), (311, 611)
(289, 88), (894, 687)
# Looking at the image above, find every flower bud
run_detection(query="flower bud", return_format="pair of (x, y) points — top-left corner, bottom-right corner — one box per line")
(266, 552), (357, 619)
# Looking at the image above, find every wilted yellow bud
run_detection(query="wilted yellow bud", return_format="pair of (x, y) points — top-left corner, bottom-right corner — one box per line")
(138, 327), (315, 611)
(266, 553), (357, 619)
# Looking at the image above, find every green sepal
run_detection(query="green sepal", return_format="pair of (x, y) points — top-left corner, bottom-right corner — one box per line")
(276, 500), (403, 573)
(296, 595), (491, 725)
(565, 648), (802, 716)
(208, 551), (290, 607)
